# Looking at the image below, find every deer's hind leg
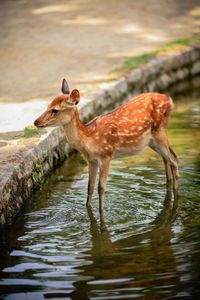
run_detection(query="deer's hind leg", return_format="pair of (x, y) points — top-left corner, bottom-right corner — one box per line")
(148, 129), (178, 190)
(162, 156), (171, 184)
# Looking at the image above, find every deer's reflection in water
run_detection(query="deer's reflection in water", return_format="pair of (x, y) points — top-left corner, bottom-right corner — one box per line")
(54, 189), (180, 300)
(88, 188), (179, 257)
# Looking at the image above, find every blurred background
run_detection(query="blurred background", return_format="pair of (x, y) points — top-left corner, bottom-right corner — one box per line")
(0, 0), (199, 131)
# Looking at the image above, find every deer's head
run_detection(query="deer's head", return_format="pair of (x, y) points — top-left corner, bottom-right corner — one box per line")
(34, 79), (80, 127)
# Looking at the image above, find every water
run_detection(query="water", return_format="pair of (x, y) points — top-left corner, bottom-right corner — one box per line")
(1, 80), (200, 299)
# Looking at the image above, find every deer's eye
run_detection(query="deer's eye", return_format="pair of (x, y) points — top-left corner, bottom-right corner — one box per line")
(52, 109), (59, 114)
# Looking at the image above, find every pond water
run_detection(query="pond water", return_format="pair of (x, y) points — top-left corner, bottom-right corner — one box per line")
(1, 78), (200, 300)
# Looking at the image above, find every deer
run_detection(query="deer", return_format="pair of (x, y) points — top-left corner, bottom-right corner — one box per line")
(34, 79), (178, 212)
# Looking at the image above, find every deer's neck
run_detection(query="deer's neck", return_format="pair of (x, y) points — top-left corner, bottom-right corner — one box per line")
(63, 107), (87, 152)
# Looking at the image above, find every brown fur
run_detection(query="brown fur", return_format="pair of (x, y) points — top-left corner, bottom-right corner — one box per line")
(34, 80), (179, 212)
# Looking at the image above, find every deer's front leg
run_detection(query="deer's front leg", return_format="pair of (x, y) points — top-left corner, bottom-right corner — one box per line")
(98, 157), (111, 212)
(87, 160), (98, 208)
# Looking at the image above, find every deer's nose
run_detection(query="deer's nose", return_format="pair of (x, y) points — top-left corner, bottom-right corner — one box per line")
(34, 120), (39, 126)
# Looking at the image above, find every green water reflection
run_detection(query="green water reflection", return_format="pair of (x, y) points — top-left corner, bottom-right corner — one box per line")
(0, 79), (200, 299)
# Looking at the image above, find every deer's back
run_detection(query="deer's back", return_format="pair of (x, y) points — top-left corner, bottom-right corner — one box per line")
(84, 93), (172, 158)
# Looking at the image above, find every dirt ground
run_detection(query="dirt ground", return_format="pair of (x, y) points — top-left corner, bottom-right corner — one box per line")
(0, 0), (199, 140)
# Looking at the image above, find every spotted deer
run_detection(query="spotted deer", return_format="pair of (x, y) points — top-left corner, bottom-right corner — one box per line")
(34, 79), (178, 211)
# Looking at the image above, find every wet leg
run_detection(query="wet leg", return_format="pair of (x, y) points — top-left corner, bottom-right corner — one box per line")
(87, 160), (98, 207)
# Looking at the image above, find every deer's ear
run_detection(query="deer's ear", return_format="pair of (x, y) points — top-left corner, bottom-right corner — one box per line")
(69, 89), (80, 105)
(61, 78), (70, 95)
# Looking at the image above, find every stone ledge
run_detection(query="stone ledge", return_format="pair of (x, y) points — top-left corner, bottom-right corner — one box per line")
(0, 46), (200, 228)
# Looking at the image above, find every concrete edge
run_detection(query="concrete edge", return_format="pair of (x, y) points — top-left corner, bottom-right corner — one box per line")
(1, 46), (200, 227)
